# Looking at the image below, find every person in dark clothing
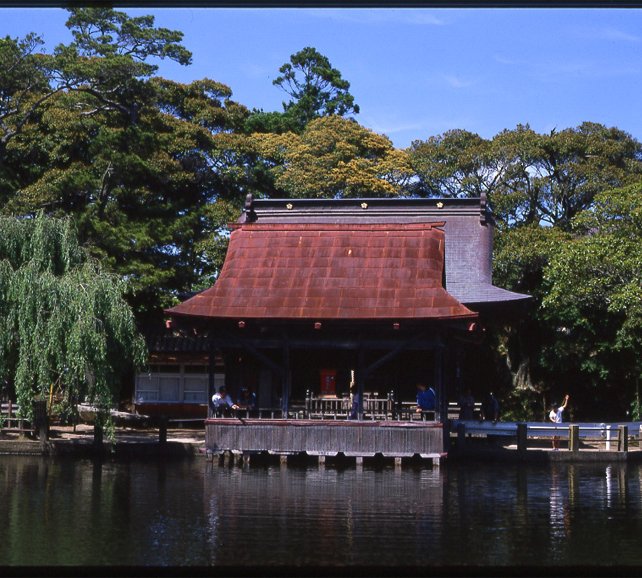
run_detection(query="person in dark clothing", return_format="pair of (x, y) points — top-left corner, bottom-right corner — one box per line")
(482, 392), (500, 423)
(416, 383), (436, 412)
(458, 389), (475, 420)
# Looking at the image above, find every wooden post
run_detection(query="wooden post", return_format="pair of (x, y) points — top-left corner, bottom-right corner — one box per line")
(93, 422), (103, 447)
(356, 346), (366, 421)
(158, 416), (168, 445)
(618, 425), (628, 452)
(516, 423), (527, 453)
(456, 422), (466, 449)
(569, 424), (580, 452)
(33, 400), (49, 443)
(208, 342), (217, 418)
(282, 341), (291, 416)
(443, 418), (451, 452)
(434, 344), (444, 423)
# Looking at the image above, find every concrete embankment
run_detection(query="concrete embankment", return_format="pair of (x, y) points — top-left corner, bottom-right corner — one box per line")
(448, 436), (642, 463)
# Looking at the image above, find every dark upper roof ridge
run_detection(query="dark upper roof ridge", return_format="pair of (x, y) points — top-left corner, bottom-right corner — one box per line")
(240, 194), (488, 225)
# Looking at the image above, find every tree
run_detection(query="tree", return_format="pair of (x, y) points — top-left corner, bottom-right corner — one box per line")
(408, 129), (503, 199)
(252, 115), (413, 198)
(0, 213), (146, 425)
(0, 9), (249, 323)
(0, 9), (191, 151)
(491, 123), (642, 230)
(409, 123), (642, 231)
(540, 183), (642, 417)
(0, 33), (53, 155)
(272, 46), (359, 132)
(411, 123), (642, 418)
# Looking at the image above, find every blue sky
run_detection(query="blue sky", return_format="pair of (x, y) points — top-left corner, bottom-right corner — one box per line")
(2, 7), (641, 148)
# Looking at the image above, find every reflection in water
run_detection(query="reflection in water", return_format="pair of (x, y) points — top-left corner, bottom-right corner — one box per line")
(2, 458), (642, 567)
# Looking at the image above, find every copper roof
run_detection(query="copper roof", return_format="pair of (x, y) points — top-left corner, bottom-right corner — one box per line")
(167, 222), (476, 321)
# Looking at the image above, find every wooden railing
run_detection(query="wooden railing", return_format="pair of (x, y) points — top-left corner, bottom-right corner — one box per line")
(0, 401), (33, 433)
(304, 395), (425, 421)
(452, 420), (642, 452)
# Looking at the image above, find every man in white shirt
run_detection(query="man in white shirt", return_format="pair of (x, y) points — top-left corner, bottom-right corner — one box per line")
(549, 394), (570, 450)
(211, 386), (239, 417)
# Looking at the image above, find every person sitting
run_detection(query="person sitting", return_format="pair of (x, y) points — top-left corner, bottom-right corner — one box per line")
(211, 386), (239, 417)
(458, 389), (475, 420)
(237, 387), (257, 411)
(416, 383), (436, 418)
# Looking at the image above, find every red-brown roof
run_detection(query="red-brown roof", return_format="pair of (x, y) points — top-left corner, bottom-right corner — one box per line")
(167, 223), (476, 321)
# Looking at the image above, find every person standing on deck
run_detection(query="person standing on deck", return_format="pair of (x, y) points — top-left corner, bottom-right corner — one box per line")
(482, 392), (500, 423)
(458, 389), (475, 420)
(549, 394), (570, 450)
(416, 383), (436, 414)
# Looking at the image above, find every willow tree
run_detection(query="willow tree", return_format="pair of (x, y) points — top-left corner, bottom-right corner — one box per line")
(0, 213), (146, 423)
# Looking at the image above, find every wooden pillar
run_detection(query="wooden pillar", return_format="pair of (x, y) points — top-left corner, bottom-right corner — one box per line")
(93, 422), (103, 447)
(618, 425), (629, 452)
(356, 346), (366, 420)
(569, 424), (580, 452)
(516, 423), (527, 453)
(208, 341), (217, 418)
(281, 340), (291, 416)
(456, 422), (466, 449)
(434, 343), (444, 423)
(158, 416), (168, 445)
(222, 350), (242, 401)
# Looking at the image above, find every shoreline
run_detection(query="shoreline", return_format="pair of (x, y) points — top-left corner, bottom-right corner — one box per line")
(0, 424), (205, 459)
(2, 423), (640, 463)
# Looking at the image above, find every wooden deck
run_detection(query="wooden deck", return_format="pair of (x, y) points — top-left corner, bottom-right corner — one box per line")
(205, 417), (445, 466)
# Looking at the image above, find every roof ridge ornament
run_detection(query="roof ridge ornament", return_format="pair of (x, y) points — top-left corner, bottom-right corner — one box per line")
(242, 193), (258, 223)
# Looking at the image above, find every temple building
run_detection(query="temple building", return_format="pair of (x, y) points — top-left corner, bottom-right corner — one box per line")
(134, 194), (528, 421)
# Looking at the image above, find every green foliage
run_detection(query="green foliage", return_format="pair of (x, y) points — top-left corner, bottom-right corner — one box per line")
(0, 213), (146, 422)
(253, 116), (412, 198)
(541, 184), (642, 407)
(0, 8), (249, 322)
(408, 129), (499, 198)
(409, 123), (642, 231)
(273, 47), (359, 132)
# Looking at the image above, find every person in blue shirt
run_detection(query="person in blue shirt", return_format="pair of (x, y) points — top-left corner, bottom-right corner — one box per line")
(416, 383), (436, 415)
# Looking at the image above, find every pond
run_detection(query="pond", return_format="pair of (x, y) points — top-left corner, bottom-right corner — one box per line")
(1, 455), (641, 572)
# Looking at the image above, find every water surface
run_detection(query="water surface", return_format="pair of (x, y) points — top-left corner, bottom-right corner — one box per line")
(1, 456), (641, 569)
